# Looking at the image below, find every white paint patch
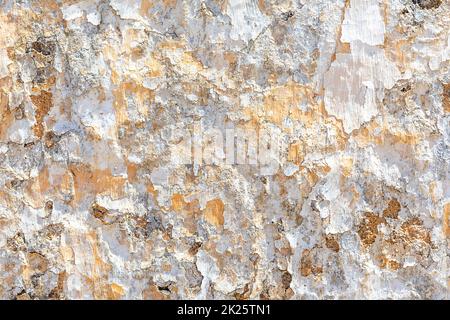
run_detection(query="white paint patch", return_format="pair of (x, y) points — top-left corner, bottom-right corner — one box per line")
(109, 0), (142, 21)
(7, 119), (34, 144)
(73, 91), (117, 140)
(226, 0), (270, 43)
(0, 48), (12, 78)
(341, 0), (385, 46)
(62, 4), (84, 21)
(324, 41), (400, 134)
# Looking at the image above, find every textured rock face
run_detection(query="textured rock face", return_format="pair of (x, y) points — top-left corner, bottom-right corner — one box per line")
(0, 0), (449, 300)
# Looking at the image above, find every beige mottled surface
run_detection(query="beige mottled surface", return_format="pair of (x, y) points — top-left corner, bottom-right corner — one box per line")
(0, 0), (449, 299)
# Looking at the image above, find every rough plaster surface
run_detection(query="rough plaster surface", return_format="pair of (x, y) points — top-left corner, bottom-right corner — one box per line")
(0, 0), (449, 300)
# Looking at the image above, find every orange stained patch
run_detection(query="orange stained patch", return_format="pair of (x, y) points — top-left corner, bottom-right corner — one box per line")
(171, 193), (186, 212)
(385, 38), (411, 73)
(354, 120), (422, 147)
(25, 165), (76, 208)
(102, 45), (119, 66)
(400, 217), (432, 245)
(171, 193), (201, 234)
(142, 283), (169, 300)
(257, 0), (267, 13)
(300, 249), (322, 277)
(146, 182), (158, 199)
(125, 160), (138, 183)
(158, 39), (186, 50)
(444, 203), (450, 237)
(31, 90), (53, 138)
(330, 1), (352, 63)
(121, 29), (148, 55)
(25, 166), (51, 208)
(0, 87), (15, 140)
(180, 51), (204, 73)
(223, 51), (237, 66)
(31, 75), (56, 94)
(387, 131), (420, 145)
(157, 40), (203, 73)
(171, 193), (200, 216)
(27, 252), (48, 274)
(69, 164), (127, 204)
(262, 82), (315, 125)
(203, 199), (225, 228)
(140, 0), (154, 17)
(162, 0), (177, 8)
(108, 283), (125, 299)
(287, 142), (304, 166)
(258, 82), (348, 153)
(83, 232), (127, 300)
(358, 213), (385, 247)
(305, 168), (320, 186)
(325, 235), (340, 252)
(308, 164), (332, 182)
(352, 123), (384, 147)
(113, 82), (154, 125)
(341, 157), (353, 177)
(145, 55), (163, 77)
(378, 255), (401, 271)
(383, 199), (401, 219)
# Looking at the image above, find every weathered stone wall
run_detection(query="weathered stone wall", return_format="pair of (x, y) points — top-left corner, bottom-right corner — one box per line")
(0, 0), (448, 299)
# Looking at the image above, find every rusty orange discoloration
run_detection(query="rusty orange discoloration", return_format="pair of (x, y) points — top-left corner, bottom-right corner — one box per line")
(330, 0), (352, 64)
(82, 232), (128, 299)
(139, 0), (154, 17)
(171, 193), (201, 234)
(341, 157), (353, 177)
(443, 83), (450, 113)
(383, 199), (401, 219)
(113, 82), (154, 126)
(223, 51), (237, 66)
(108, 283), (125, 299)
(384, 38), (411, 73)
(325, 235), (340, 252)
(48, 271), (67, 299)
(262, 82), (314, 125)
(142, 283), (169, 300)
(358, 213), (385, 247)
(400, 217), (432, 245)
(171, 193), (200, 216)
(352, 122), (384, 147)
(146, 182), (158, 200)
(444, 203), (450, 237)
(257, 0), (267, 14)
(379, 255), (401, 271)
(203, 198), (225, 228)
(25, 166), (51, 208)
(126, 160), (138, 183)
(287, 142), (304, 166)
(171, 193), (186, 212)
(69, 164), (127, 204)
(388, 131), (420, 145)
(145, 55), (164, 78)
(353, 120), (421, 147)
(0, 86), (15, 141)
(429, 181), (438, 204)
(31, 90), (53, 139)
(300, 249), (322, 277)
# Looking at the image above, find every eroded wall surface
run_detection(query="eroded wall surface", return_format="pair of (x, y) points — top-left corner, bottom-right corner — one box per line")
(0, 0), (449, 299)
